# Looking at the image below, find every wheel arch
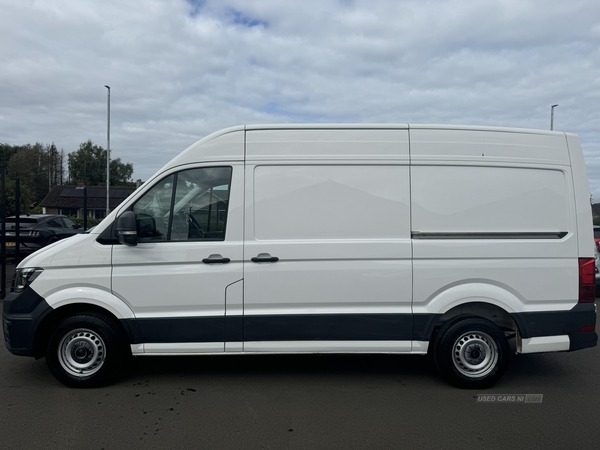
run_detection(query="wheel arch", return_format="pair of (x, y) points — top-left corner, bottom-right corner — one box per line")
(426, 301), (520, 353)
(417, 281), (525, 346)
(33, 303), (136, 359)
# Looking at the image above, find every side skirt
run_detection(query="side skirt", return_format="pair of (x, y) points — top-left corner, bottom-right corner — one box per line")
(130, 341), (430, 355)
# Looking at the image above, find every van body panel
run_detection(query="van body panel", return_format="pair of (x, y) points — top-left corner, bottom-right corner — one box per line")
(45, 287), (135, 320)
(412, 265), (577, 315)
(164, 127), (245, 167)
(409, 127), (571, 166)
(421, 258), (577, 311)
(16, 233), (110, 269)
(411, 165), (572, 235)
(13, 234), (116, 314)
(246, 128), (409, 161)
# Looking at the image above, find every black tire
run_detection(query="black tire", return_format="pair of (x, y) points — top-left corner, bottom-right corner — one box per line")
(46, 313), (130, 388)
(433, 316), (510, 389)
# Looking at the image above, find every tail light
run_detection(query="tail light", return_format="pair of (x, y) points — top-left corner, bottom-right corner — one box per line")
(578, 258), (595, 303)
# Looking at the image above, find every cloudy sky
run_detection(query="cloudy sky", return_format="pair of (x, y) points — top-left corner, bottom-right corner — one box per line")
(2, 0), (600, 196)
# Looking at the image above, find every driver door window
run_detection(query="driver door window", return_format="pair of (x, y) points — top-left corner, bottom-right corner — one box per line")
(132, 167), (232, 243)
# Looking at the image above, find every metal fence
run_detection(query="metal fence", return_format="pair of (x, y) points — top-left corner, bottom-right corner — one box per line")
(0, 170), (89, 299)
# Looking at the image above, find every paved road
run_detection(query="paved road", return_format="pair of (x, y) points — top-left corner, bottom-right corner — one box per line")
(1, 316), (600, 450)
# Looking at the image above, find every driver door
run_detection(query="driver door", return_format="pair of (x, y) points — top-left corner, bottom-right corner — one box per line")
(111, 163), (244, 353)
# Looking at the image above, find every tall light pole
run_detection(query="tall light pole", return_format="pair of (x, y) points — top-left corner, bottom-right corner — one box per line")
(104, 85), (111, 216)
(550, 104), (558, 130)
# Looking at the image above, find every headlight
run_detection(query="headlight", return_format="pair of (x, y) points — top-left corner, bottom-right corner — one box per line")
(12, 268), (43, 293)
(26, 231), (40, 237)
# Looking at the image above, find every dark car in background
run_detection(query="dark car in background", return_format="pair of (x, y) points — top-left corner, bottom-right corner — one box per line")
(2, 214), (83, 257)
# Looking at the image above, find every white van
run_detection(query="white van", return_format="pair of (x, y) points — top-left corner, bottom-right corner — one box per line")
(3, 124), (597, 388)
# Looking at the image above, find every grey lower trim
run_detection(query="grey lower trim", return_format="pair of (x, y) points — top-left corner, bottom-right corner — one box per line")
(124, 313), (415, 344)
(411, 231), (567, 240)
(244, 314), (413, 342)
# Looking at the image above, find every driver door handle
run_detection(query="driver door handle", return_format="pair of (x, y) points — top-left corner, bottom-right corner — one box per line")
(202, 254), (231, 264)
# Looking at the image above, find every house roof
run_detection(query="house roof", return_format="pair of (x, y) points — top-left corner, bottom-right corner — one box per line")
(40, 185), (136, 210)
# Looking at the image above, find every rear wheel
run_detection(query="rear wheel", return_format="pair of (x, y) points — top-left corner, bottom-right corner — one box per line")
(46, 313), (130, 388)
(434, 316), (510, 389)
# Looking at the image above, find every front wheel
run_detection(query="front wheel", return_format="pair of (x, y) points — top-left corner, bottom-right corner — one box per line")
(433, 316), (510, 389)
(46, 313), (130, 388)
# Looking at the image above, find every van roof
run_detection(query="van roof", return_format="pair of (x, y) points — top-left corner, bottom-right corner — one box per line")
(243, 123), (566, 136)
(160, 123), (571, 183)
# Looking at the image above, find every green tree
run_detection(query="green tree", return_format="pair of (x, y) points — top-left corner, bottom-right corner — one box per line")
(3, 178), (35, 216)
(6, 142), (65, 203)
(68, 140), (134, 186)
(7, 144), (38, 195)
(0, 143), (18, 170)
(2, 144), (38, 217)
(110, 157), (134, 186)
(1, 142), (66, 217)
(45, 143), (64, 189)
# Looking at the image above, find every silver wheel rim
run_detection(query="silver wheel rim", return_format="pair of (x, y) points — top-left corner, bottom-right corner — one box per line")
(58, 328), (106, 377)
(452, 330), (498, 378)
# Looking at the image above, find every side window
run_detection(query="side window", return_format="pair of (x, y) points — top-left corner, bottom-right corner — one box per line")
(63, 218), (76, 228)
(131, 167), (232, 243)
(170, 167), (232, 242)
(46, 218), (63, 228)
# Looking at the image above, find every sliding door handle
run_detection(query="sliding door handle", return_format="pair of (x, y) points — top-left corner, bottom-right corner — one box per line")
(251, 253), (279, 263)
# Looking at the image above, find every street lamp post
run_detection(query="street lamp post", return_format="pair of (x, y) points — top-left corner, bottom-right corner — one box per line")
(550, 104), (558, 131)
(104, 85), (111, 216)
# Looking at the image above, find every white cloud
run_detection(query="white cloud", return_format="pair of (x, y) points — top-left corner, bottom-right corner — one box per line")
(1, 0), (600, 198)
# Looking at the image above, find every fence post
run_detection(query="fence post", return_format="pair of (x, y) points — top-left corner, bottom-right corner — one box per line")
(83, 187), (88, 230)
(15, 177), (20, 263)
(1, 169), (6, 299)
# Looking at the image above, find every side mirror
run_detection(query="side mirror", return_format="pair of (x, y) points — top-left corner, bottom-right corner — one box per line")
(116, 211), (138, 246)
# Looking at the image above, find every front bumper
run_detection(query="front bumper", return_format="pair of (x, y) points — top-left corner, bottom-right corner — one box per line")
(2, 287), (52, 356)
